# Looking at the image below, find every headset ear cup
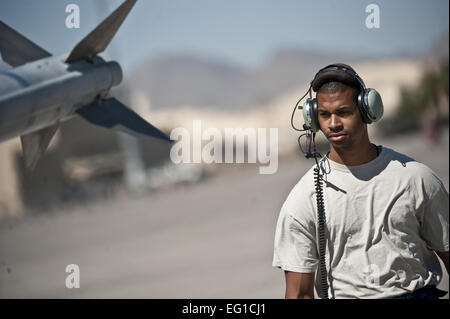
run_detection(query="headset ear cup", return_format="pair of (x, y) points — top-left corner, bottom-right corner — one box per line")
(311, 98), (320, 132)
(302, 98), (320, 133)
(365, 88), (384, 123)
(357, 91), (372, 124)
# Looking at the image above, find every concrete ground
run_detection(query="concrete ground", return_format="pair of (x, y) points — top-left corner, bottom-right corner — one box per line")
(0, 128), (448, 299)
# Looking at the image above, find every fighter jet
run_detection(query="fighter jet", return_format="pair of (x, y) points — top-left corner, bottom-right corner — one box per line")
(0, 0), (170, 169)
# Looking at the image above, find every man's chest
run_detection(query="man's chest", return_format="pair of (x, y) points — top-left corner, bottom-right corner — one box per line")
(320, 175), (421, 241)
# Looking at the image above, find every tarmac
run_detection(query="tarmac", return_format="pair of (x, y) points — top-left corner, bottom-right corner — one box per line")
(0, 127), (448, 298)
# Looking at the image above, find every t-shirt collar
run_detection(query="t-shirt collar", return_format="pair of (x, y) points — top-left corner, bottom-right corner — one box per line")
(324, 145), (385, 173)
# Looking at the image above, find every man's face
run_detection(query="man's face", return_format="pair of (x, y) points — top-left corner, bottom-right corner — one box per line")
(317, 88), (366, 149)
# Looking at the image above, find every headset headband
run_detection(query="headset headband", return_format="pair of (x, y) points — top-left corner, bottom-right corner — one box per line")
(313, 65), (367, 91)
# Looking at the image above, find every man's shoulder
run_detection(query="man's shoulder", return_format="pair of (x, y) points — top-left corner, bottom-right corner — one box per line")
(282, 162), (318, 214)
(382, 146), (446, 190)
(288, 163), (317, 194)
(383, 146), (434, 174)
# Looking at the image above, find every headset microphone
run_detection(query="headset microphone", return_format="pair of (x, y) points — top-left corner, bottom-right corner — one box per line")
(302, 129), (322, 159)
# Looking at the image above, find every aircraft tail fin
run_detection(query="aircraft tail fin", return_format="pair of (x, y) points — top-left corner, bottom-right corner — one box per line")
(0, 21), (51, 67)
(77, 98), (171, 142)
(20, 124), (59, 170)
(65, 0), (137, 63)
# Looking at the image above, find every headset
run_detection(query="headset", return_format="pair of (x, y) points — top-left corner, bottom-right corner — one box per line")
(290, 64), (384, 299)
(300, 64), (384, 133)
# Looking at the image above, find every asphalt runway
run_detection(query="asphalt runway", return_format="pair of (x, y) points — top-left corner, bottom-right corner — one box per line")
(0, 128), (448, 298)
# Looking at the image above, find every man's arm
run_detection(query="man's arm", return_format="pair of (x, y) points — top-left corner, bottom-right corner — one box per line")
(284, 271), (315, 299)
(435, 250), (449, 274)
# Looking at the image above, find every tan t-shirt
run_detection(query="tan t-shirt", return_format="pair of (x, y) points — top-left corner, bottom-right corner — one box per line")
(272, 146), (449, 299)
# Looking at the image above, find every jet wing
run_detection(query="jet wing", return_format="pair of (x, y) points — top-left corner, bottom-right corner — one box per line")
(0, 21), (51, 67)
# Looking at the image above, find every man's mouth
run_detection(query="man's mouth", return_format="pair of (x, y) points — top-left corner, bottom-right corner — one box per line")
(328, 133), (347, 142)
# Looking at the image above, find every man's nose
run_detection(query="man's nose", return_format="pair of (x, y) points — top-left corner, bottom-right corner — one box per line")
(329, 114), (343, 131)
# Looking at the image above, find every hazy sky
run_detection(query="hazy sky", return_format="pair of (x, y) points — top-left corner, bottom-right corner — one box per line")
(0, 0), (448, 73)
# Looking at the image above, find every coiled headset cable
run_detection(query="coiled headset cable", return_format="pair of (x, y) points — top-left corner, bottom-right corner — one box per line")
(291, 86), (330, 299)
(314, 156), (329, 299)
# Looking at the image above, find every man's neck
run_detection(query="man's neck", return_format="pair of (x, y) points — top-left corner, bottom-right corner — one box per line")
(328, 141), (378, 166)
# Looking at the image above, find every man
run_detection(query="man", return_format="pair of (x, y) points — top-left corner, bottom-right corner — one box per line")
(272, 63), (449, 299)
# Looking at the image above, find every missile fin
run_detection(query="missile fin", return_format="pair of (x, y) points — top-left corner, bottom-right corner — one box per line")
(20, 124), (59, 170)
(65, 0), (137, 63)
(77, 98), (171, 142)
(0, 21), (51, 67)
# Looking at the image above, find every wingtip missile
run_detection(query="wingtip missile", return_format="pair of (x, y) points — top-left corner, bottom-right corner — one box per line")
(0, 0), (171, 171)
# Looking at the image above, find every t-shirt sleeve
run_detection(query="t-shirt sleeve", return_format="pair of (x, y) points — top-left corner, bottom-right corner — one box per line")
(419, 172), (449, 252)
(272, 204), (319, 273)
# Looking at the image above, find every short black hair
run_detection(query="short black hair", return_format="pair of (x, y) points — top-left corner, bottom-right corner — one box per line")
(316, 81), (359, 105)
